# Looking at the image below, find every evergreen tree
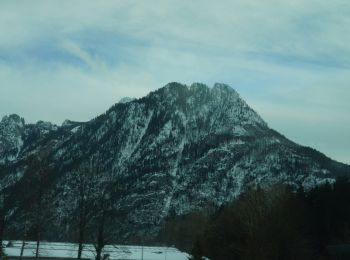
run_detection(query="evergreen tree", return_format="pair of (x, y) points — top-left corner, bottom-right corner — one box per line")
(189, 239), (203, 260)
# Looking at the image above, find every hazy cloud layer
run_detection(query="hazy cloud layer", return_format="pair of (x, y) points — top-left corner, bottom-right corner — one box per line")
(0, 0), (349, 163)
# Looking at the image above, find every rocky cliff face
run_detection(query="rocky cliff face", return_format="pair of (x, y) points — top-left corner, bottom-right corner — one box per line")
(0, 82), (349, 241)
(0, 114), (25, 164)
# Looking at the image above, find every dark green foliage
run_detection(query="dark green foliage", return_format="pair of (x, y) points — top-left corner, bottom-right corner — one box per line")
(158, 211), (210, 252)
(188, 239), (204, 260)
(161, 178), (350, 260)
(307, 177), (350, 245)
(202, 185), (312, 260)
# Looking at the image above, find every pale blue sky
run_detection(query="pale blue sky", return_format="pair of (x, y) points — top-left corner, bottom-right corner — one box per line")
(0, 0), (349, 163)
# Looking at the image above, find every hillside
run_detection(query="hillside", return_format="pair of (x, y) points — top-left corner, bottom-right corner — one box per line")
(0, 82), (349, 242)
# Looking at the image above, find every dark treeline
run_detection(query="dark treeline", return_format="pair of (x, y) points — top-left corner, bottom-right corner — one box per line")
(158, 178), (350, 260)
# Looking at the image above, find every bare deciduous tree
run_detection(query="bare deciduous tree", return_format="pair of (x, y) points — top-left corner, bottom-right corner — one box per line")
(26, 145), (54, 259)
(69, 161), (100, 260)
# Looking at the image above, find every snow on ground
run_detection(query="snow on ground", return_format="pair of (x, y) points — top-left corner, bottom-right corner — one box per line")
(3, 241), (189, 260)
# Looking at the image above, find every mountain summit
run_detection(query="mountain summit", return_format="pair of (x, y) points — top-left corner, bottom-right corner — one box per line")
(0, 82), (349, 241)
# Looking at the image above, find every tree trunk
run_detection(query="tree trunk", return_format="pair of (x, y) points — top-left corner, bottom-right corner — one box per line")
(77, 181), (87, 260)
(35, 230), (40, 259)
(95, 211), (106, 260)
(35, 192), (42, 259)
(19, 240), (26, 260)
(77, 214), (85, 260)
(19, 219), (28, 260)
(77, 240), (83, 260)
(35, 167), (44, 260)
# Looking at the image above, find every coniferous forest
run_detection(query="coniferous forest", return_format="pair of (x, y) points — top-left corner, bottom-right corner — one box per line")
(159, 178), (350, 260)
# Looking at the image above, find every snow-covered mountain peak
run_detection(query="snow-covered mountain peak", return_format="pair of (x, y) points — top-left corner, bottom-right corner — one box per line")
(118, 97), (136, 104)
(0, 114), (25, 164)
(158, 82), (241, 106)
(144, 82), (267, 131)
(212, 83), (240, 99)
(212, 82), (236, 92)
(1, 114), (25, 128)
(36, 120), (56, 128)
(61, 119), (84, 133)
(190, 82), (208, 91)
(62, 119), (72, 127)
(35, 120), (58, 133)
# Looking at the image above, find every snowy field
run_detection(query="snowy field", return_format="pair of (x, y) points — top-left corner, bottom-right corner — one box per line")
(3, 241), (189, 260)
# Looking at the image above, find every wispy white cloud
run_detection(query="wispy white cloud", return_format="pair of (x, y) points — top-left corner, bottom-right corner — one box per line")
(59, 40), (104, 70)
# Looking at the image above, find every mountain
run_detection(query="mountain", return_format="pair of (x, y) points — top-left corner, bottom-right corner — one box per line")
(0, 82), (349, 242)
